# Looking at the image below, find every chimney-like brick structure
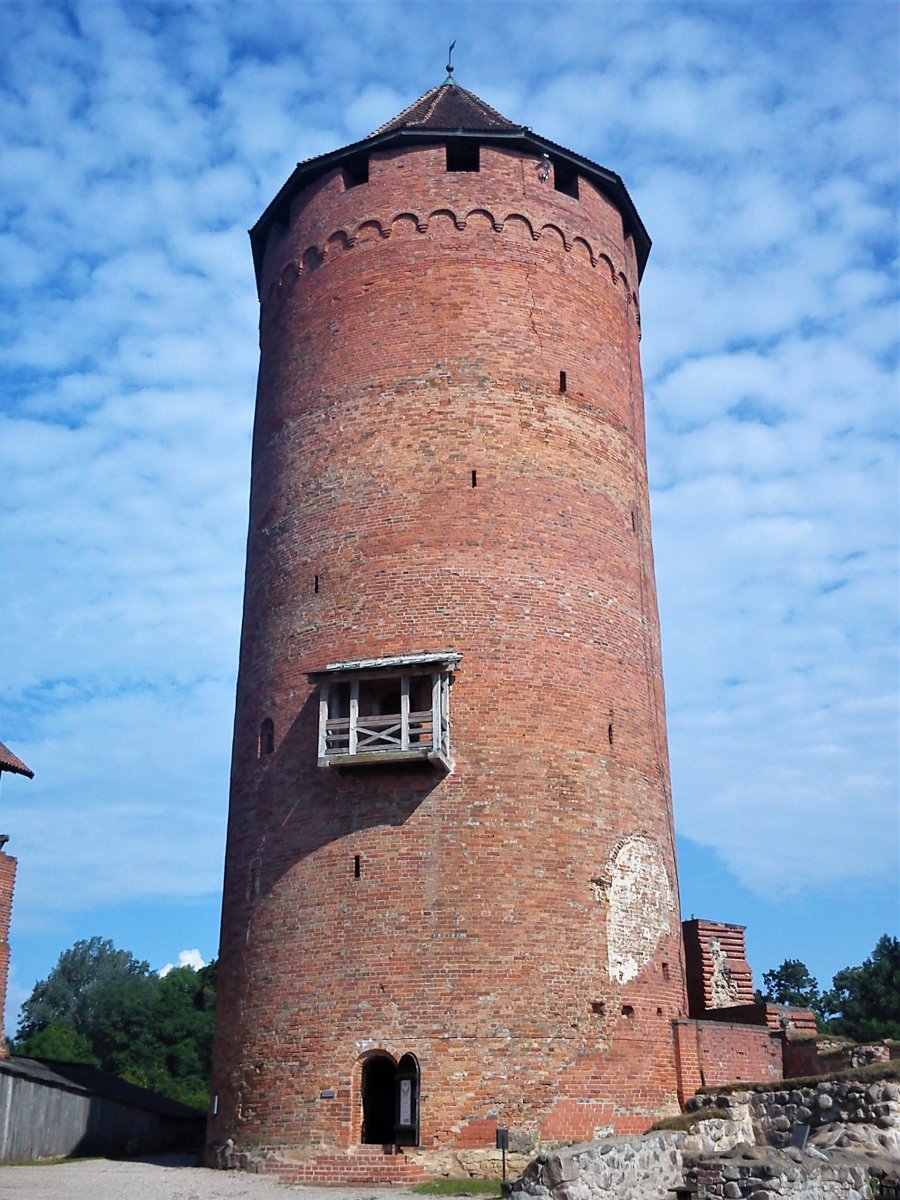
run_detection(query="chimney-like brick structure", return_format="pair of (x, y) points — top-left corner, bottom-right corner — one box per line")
(210, 81), (688, 1173)
(0, 851), (17, 1056)
(682, 919), (757, 1017)
(0, 739), (32, 1058)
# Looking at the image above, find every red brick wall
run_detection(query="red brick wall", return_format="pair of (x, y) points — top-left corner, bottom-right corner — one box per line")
(674, 1018), (782, 1096)
(0, 852), (17, 1056)
(210, 137), (687, 1159)
(672, 1020), (703, 1106)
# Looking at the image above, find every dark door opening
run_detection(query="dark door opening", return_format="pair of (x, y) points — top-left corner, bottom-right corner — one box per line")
(361, 1056), (396, 1145)
(360, 1053), (420, 1147)
(394, 1053), (420, 1147)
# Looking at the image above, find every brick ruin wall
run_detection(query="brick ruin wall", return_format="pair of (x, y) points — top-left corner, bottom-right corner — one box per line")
(0, 852), (16, 1057)
(678, 918), (818, 1100)
(785, 1040), (900, 1079)
(674, 1019), (783, 1103)
(209, 140), (688, 1161)
(682, 919), (756, 1017)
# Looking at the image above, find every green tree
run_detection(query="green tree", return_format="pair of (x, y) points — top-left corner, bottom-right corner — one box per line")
(16, 1021), (99, 1065)
(152, 963), (218, 1109)
(17, 936), (150, 1041)
(14, 938), (217, 1109)
(90, 973), (164, 1091)
(758, 958), (822, 1014)
(822, 934), (900, 1042)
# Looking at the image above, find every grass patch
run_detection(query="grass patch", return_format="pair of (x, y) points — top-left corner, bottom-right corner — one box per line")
(414, 1179), (503, 1196)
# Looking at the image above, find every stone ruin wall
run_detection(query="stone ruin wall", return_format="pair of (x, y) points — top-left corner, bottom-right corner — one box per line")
(508, 1075), (899, 1200)
(687, 1076), (900, 1157)
(785, 1038), (900, 1080)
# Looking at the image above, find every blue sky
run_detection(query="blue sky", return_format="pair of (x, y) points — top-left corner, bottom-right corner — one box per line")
(0, 0), (897, 1029)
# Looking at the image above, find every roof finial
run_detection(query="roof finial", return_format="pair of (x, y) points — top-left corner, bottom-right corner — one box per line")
(444, 40), (456, 85)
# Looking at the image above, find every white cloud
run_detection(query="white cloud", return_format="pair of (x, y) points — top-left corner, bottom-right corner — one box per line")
(159, 949), (206, 977)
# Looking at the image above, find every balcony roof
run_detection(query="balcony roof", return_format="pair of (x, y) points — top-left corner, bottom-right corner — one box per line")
(311, 651), (461, 677)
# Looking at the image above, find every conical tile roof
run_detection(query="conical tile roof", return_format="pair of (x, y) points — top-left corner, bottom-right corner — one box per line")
(250, 80), (651, 285)
(370, 81), (521, 136)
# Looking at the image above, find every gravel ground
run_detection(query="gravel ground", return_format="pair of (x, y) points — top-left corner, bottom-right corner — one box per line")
(0, 1153), (418, 1200)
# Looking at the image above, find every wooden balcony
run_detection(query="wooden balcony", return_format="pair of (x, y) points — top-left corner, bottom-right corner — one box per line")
(312, 652), (458, 772)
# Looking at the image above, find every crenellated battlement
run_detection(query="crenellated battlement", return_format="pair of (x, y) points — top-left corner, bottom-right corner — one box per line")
(260, 203), (637, 326)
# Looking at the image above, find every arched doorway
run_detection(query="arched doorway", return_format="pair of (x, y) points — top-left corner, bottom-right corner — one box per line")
(361, 1055), (396, 1144)
(359, 1052), (420, 1147)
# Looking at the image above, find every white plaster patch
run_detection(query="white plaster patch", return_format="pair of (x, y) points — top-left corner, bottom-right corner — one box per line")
(708, 937), (740, 1008)
(607, 836), (674, 985)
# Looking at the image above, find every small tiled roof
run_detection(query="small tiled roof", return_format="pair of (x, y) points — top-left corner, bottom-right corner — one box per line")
(0, 739), (33, 778)
(370, 81), (521, 136)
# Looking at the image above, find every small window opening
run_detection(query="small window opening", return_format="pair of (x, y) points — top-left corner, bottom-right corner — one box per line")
(621, 1004), (634, 1018)
(314, 574), (319, 594)
(559, 370), (567, 393)
(259, 717), (275, 757)
(446, 140), (480, 173)
(607, 721), (614, 746)
(471, 469), (477, 488)
(657, 1006), (664, 1015)
(342, 154), (369, 189)
(354, 854), (361, 879)
(553, 160), (579, 198)
(591, 1000), (605, 1016)
(662, 962), (670, 980)
(631, 507), (637, 532)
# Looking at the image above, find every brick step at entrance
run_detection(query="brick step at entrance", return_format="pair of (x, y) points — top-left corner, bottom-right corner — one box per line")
(272, 1147), (426, 1185)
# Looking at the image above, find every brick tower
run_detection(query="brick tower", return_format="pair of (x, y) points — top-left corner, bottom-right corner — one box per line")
(209, 76), (688, 1178)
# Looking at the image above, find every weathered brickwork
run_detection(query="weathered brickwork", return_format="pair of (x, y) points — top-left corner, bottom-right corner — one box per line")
(0, 853), (17, 1057)
(683, 920), (756, 1017)
(209, 99), (688, 1168)
(674, 1019), (783, 1103)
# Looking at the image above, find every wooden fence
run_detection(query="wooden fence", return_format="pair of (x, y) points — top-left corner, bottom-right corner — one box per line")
(0, 1056), (202, 1161)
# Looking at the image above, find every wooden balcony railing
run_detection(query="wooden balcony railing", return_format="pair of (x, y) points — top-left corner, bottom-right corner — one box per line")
(325, 710), (434, 756)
